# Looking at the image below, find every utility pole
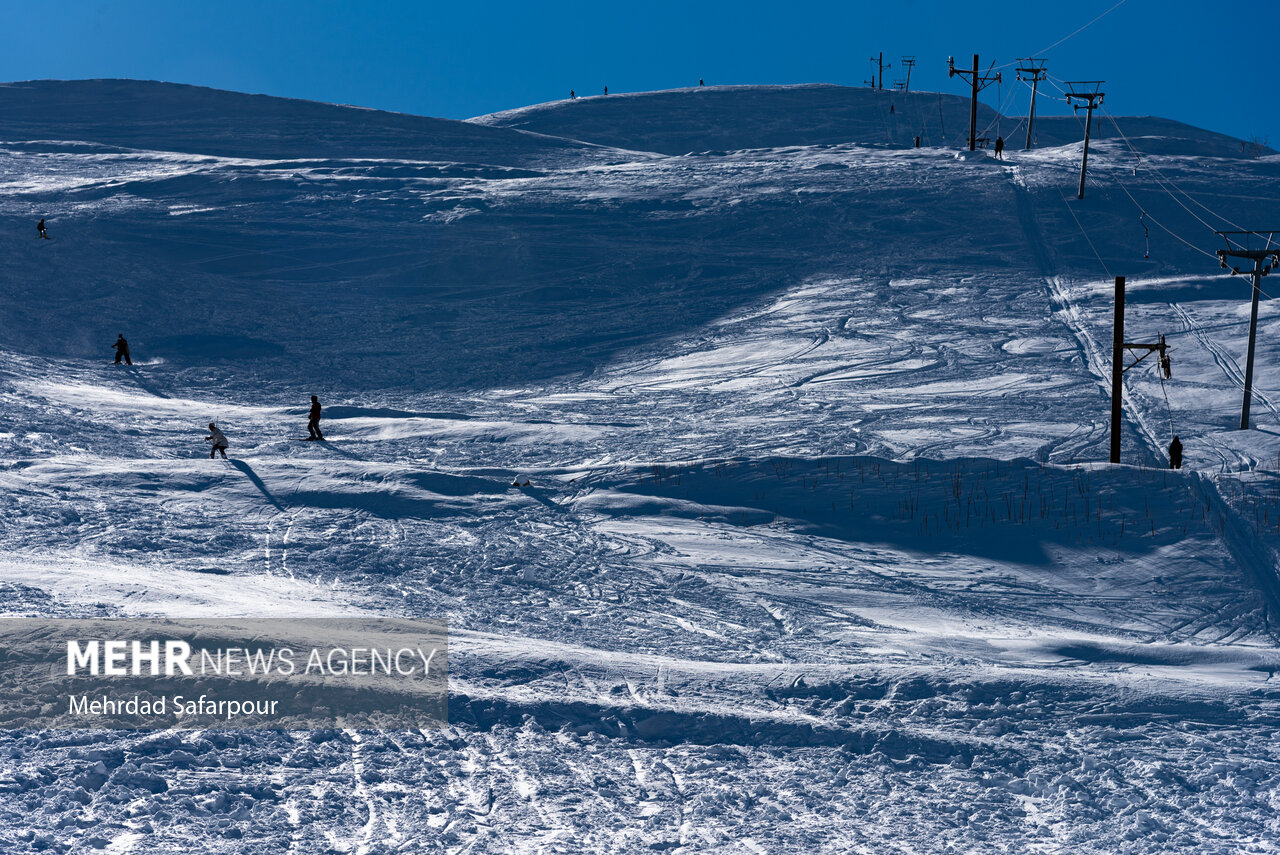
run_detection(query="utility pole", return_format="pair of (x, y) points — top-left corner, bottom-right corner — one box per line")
(948, 54), (1001, 152)
(900, 56), (916, 92)
(1065, 82), (1104, 199)
(869, 53), (890, 90)
(1111, 275), (1124, 463)
(1215, 231), (1280, 429)
(1111, 275), (1175, 462)
(1016, 58), (1047, 150)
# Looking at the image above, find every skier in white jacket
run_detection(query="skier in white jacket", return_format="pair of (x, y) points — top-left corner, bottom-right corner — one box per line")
(206, 423), (229, 459)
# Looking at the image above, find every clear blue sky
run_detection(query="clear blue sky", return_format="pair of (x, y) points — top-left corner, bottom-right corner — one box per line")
(3, 0), (1276, 145)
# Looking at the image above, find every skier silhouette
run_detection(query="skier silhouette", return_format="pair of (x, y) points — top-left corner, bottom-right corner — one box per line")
(570, 89), (576, 100)
(889, 104), (895, 115)
(603, 85), (608, 95)
(994, 136), (1005, 159)
(307, 395), (324, 441)
(698, 79), (704, 87)
(112, 334), (132, 365)
(37, 219), (49, 239)
(1169, 436), (1183, 470)
(206, 423), (229, 459)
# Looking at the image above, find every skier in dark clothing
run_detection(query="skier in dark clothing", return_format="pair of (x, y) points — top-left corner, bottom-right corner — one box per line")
(570, 89), (576, 100)
(1169, 436), (1183, 470)
(994, 136), (1005, 159)
(307, 395), (324, 441)
(37, 219), (49, 239)
(699, 79), (704, 86)
(112, 335), (132, 365)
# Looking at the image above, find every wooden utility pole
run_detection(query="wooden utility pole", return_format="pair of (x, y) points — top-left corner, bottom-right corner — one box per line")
(1111, 275), (1125, 463)
(1215, 231), (1280, 429)
(1065, 82), (1104, 199)
(868, 53), (890, 90)
(1111, 275), (1175, 462)
(948, 54), (1001, 152)
(900, 56), (916, 92)
(1016, 58), (1047, 150)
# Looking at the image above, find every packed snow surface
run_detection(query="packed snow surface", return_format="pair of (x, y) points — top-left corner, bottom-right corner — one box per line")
(2, 80), (1280, 852)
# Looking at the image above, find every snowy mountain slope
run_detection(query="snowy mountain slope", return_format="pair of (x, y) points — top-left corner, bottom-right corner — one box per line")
(0, 79), (622, 165)
(0, 83), (1055, 389)
(472, 83), (1258, 158)
(2, 81), (1280, 852)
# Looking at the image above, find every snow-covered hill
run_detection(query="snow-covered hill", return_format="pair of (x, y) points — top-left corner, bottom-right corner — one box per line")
(3, 80), (1280, 852)
(0, 79), (621, 165)
(473, 83), (1258, 158)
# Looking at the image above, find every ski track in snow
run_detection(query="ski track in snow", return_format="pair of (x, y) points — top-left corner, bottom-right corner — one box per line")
(1, 83), (1280, 852)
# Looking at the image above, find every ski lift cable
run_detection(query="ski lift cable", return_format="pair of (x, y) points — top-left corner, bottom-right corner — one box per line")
(992, 0), (1131, 71)
(1039, 73), (1241, 261)
(1158, 374), (1175, 441)
(1057, 189), (1113, 278)
(976, 76), (1025, 141)
(1106, 143), (1279, 296)
(1134, 161), (1227, 235)
(1107, 169), (1220, 263)
(1100, 105), (1248, 232)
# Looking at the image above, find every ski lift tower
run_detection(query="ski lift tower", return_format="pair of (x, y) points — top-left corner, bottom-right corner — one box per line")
(1215, 231), (1280, 429)
(1015, 58), (1047, 150)
(948, 55), (1001, 152)
(1065, 81), (1104, 199)
(900, 56), (916, 92)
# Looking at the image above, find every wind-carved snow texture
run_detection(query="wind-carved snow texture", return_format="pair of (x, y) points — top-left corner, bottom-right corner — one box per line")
(1, 80), (1280, 852)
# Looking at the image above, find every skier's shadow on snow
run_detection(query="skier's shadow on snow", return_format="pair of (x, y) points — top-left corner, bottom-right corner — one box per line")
(313, 440), (359, 460)
(122, 366), (171, 400)
(229, 459), (286, 512)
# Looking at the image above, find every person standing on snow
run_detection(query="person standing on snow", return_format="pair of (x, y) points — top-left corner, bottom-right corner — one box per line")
(307, 395), (324, 441)
(112, 335), (132, 365)
(1169, 436), (1183, 470)
(994, 136), (1005, 159)
(37, 219), (49, 239)
(206, 423), (229, 459)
